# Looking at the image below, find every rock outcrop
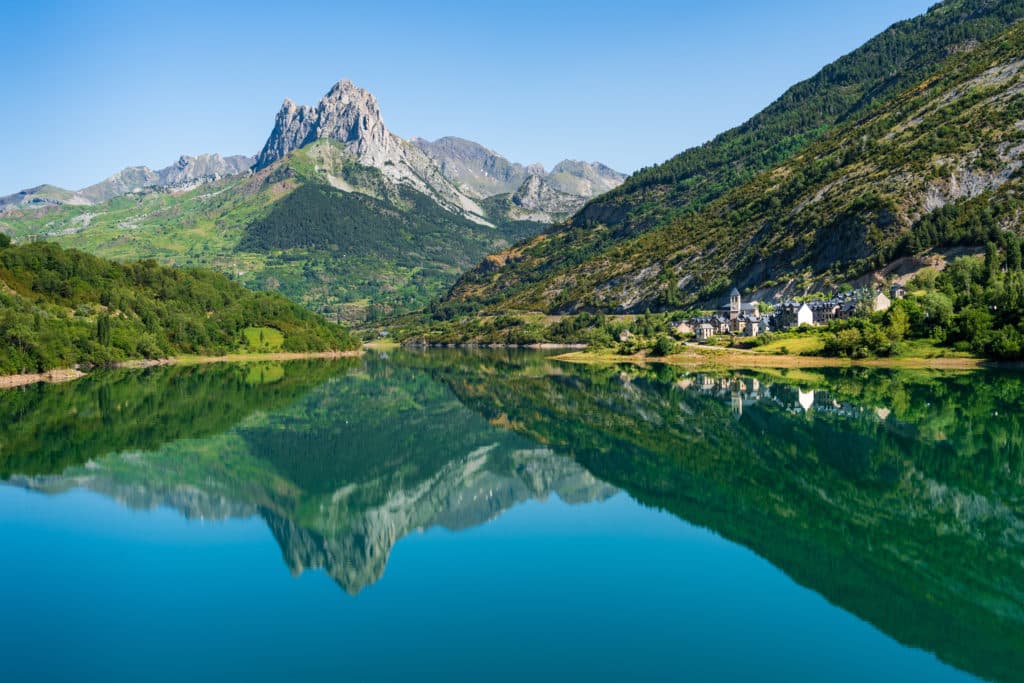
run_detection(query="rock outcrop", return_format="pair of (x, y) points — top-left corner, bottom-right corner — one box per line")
(413, 133), (622, 210)
(411, 136), (533, 197)
(509, 174), (587, 221)
(547, 160), (627, 196)
(253, 80), (489, 222)
(79, 153), (255, 203)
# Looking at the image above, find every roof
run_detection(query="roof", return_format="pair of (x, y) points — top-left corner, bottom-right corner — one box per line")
(730, 288), (741, 297)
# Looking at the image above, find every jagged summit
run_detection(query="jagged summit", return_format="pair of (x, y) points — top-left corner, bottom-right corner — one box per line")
(255, 79), (393, 171)
(254, 79), (487, 220)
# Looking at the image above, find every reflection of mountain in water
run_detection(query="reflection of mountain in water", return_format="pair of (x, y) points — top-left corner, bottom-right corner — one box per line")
(4, 351), (1023, 681)
(263, 444), (614, 592)
(413, 352), (1024, 683)
(5, 358), (615, 594)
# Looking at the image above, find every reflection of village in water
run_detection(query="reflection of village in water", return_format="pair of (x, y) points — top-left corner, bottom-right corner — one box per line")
(676, 373), (883, 420)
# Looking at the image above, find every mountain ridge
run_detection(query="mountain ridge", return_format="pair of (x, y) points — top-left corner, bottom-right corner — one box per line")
(411, 135), (625, 200)
(448, 0), (1024, 315)
(437, 0), (1024, 316)
(0, 78), (624, 321)
(0, 153), (255, 213)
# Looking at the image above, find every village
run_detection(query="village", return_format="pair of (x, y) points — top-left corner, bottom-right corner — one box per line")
(675, 284), (906, 342)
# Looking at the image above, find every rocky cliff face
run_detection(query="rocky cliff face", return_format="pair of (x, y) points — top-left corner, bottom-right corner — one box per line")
(253, 80), (489, 222)
(508, 174), (587, 221)
(78, 153), (255, 203)
(413, 136), (626, 221)
(547, 160), (626, 196)
(411, 136), (533, 197)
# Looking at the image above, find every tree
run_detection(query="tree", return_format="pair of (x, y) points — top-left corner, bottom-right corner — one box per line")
(96, 314), (112, 346)
(0, 233), (10, 248)
(887, 304), (910, 342)
(1007, 233), (1022, 272)
(985, 241), (1000, 284)
(653, 335), (676, 357)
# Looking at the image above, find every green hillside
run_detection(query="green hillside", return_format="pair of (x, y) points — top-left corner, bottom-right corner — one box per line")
(0, 140), (545, 322)
(442, 0), (1024, 315)
(0, 239), (357, 374)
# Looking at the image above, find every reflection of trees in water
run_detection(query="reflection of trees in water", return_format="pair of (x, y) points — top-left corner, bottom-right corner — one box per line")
(0, 359), (355, 477)
(4, 355), (616, 594)
(422, 355), (1024, 683)
(3, 352), (1022, 682)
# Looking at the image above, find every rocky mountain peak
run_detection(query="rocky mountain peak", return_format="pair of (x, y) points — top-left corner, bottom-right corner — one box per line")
(508, 173), (587, 220)
(314, 79), (393, 165)
(253, 79), (490, 222)
(255, 79), (393, 170)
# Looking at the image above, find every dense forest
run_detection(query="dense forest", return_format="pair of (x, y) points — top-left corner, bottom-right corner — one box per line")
(237, 180), (542, 319)
(819, 239), (1024, 360)
(0, 238), (358, 374)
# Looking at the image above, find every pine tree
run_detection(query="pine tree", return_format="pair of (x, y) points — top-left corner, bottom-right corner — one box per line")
(97, 314), (112, 346)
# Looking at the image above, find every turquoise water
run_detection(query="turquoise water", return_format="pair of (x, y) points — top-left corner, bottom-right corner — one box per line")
(0, 352), (1020, 682)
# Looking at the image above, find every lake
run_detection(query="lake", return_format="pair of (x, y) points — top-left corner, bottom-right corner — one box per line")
(0, 350), (1021, 682)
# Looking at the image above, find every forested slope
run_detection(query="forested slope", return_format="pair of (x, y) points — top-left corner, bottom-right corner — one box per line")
(0, 238), (357, 374)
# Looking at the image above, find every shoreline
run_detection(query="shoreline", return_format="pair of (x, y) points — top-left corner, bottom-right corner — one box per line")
(0, 350), (363, 390)
(400, 342), (589, 350)
(552, 348), (990, 371)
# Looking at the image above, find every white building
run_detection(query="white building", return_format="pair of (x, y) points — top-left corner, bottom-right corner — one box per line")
(797, 303), (813, 327)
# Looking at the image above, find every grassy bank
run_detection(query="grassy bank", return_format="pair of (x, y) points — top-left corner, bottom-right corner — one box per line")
(554, 346), (987, 371)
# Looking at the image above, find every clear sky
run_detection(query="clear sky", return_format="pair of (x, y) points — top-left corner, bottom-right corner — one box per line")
(2, 0), (937, 195)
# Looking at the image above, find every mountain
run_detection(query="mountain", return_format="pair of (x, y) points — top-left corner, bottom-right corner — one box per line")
(0, 154), (254, 213)
(440, 0), (1024, 315)
(411, 135), (625, 205)
(0, 184), (93, 213)
(0, 240), (357, 374)
(78, 153), (255, 203)
(0, 80), (621, 321)
(411, 136), (536, 197)
(254, 81), (490, 221)
(253, 85), (623, 224)
(546, 159), (625, 196)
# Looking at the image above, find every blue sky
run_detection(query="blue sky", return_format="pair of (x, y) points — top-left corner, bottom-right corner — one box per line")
(2, 0), (936, 195)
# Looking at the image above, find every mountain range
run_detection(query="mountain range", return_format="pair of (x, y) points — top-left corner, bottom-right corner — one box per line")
(3, 0), (1024, 333)
(0, 81), (624, 321)
(0, 153), (254, 211)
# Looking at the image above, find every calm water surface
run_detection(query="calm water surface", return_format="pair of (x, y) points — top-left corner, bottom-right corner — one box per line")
(0, 351), (1020, 682)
